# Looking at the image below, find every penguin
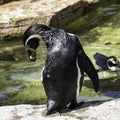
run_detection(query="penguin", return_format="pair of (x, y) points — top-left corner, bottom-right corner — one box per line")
(107, 56), (120, 71)
(23, 24), (99, 115)
(94, 52), (119, 71)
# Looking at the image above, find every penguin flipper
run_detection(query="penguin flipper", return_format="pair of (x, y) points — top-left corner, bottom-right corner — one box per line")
(78, 51), (99, 92)
(69, 95), (84, 109)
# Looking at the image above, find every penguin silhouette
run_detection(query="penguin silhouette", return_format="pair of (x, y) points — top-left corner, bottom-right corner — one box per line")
(23, 24), (99, 115)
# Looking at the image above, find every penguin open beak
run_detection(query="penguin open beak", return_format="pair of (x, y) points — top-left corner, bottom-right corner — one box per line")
(27, 47), (36, 62)
(107, 57), (119, 71)
(108, 57), (119, 65)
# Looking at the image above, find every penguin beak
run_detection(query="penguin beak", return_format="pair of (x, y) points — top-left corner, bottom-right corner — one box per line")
(107, 57), (119, 71)
(26, 47), (36, 62)
(108, 57), (119, 66)
(78, 51), (99, 92)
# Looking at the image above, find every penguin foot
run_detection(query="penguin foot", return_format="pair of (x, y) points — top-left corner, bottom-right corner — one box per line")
(46, 110), (57, 115)
(69, 101), (84, 109)
(77, 101), (84, 107)
(47, 106), (68, 115)
(59, 107), (70, 113)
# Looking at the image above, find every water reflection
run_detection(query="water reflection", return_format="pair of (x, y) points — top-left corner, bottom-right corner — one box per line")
(0, 85), (25, 101)
(9, 62), (43, 81)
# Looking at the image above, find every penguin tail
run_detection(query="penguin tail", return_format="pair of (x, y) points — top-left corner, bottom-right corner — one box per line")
(78, 51), (99, 92)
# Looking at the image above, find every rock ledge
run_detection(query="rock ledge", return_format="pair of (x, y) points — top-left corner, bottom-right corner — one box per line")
(0, 99), (120, 120)
(0, 0), (106, 40)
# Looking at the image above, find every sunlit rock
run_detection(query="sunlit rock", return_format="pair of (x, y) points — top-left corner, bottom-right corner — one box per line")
(0, 0), (106, 40)
(0, 99), (119, 120)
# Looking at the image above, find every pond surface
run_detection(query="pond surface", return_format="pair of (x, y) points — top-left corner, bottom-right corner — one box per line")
(0, 1), (120, 105)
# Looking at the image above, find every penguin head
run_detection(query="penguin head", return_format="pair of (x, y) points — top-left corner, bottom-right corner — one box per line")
(23, 24), (51, 62)
(25, 36), (40, 62)
(107, 56), (119, 71)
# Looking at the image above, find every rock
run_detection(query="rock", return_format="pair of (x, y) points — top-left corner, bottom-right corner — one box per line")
(0, 99), (120, 120)
(0, 0), (106, 40)
(0, 0), (12, 5)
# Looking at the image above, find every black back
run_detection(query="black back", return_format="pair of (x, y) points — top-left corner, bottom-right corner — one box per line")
(94, 53), (109, 70)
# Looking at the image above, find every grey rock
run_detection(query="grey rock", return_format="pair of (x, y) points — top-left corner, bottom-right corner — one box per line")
(0, 0), (106, 40)
(0, 99), (120, 120)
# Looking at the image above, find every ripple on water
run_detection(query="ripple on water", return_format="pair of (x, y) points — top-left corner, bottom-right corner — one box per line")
(0, 85), (25, 101)
(10, 70), (41, 81)
(9, 62), (44, 81)
(0, 93), (7, 101)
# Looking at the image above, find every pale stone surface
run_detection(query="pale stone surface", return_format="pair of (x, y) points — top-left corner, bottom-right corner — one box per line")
(0, 99), (120, 120)
(0, 0), (105, 40)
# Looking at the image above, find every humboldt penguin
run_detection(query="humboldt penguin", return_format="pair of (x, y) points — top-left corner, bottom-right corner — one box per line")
(23, 24), (99, 115)
(94, 52), (119, 71)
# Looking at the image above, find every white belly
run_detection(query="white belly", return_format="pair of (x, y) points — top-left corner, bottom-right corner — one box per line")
(76, 58), (81, 97)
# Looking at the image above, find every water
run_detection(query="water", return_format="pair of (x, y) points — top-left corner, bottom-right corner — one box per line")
(0, 1), (120, 105)
(9, 62), (43, 81)
(0, 85), (25, 101)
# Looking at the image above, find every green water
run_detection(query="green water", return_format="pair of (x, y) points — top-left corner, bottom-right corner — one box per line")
(0, 1), (120, 105)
